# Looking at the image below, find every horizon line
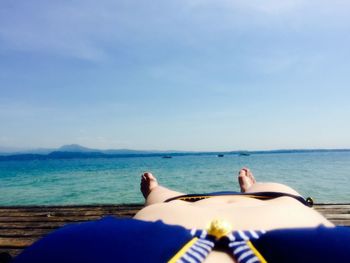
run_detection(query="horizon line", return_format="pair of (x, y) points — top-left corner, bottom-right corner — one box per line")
(1, 144), (350, 154)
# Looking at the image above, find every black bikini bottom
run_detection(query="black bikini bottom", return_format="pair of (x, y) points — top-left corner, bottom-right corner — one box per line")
(165, 191), (314, 207)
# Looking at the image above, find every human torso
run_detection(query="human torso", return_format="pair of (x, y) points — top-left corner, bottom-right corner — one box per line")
(134, 195), (332, 263)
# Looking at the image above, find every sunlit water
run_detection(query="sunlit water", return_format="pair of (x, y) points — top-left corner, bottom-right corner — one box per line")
(1, 152), (350, 205)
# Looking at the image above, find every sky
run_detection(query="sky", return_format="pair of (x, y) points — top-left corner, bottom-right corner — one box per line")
(1, 0), (350, 151)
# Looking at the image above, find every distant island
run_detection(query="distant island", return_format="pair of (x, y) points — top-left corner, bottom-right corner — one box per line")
(0, 144), (349, 161)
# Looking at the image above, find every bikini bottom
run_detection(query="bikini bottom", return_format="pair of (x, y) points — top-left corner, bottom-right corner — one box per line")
(165, 191), (314, 207)
(13, 217), (350, 263)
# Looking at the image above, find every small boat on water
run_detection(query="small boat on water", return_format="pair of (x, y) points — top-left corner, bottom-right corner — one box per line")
(217, 154), (224, 157)
(239, 152), (250, 156)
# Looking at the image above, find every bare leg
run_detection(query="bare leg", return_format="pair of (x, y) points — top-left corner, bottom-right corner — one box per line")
(238, 167), (301, 196)
(136, 169), (333, 235)
(140, 172), (185, 206)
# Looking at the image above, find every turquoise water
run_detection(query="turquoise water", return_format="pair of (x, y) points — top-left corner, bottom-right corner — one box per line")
(1, 152), (350, 205)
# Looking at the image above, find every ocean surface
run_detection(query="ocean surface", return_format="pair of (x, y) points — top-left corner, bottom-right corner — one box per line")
(1, 151), (350, 205)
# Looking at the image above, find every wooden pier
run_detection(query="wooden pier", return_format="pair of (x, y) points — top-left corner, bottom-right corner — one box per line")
(0, 203), (349, 261)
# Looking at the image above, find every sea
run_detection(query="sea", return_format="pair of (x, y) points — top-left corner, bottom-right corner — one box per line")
(1, 151), (350, 205)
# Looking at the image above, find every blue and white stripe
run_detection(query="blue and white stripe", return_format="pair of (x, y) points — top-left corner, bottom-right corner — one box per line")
(173, 229), (266, 263)
(227, 230), (266, 263)
(175, 237), (215, 263)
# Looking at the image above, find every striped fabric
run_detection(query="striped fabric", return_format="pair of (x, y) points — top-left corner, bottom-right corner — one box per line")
(175, 238), (215, 263)
(227, 230), (266, 263)
(171, 229), (266, 263)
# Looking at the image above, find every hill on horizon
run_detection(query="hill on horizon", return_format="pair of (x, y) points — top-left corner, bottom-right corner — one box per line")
(1, 144), (350, 157)
(0, 144), (180, 155)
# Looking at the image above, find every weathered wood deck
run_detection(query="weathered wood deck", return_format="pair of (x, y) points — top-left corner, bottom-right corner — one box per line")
(0, 203), (349, 261)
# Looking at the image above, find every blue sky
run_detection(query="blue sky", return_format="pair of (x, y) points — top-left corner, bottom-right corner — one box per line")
(1, 0), (350, 151)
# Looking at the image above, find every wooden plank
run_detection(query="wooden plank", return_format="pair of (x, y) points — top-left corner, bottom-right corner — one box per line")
(0, 216), (133, 229)
(315, 209), (350, 214)
(0, 207), (142, 218)
(0, 216), (102, 222)
(0, 210), (140, 217)
(0, 238), (34, 248)
(327, 220), (350, 226)
(322, 214), (350, 220)
(0, 204), (143, 212)
(314, 207), (350, 211)
(0, 221), (70, 229)
(0, 206), (143, 213)
(0, 208), (141, 217)
(0, 228), (51, 237)
(314, 204), (350, 209)
(314, 204), (350, 225)
(316, 209), (349, 213)
(0, 211), (137, 218)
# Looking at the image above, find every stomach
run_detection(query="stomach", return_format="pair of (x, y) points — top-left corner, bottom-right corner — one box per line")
(134, 195), (333, 230)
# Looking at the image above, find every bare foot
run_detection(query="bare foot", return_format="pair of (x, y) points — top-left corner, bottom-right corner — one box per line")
(238, 168), (256, 192)
(140, 172), (159, 198)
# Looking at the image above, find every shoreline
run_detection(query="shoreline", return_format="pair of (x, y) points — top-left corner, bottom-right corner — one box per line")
(1, 148), (350, 161)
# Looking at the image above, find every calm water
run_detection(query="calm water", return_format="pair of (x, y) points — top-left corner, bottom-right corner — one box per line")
(1, 152), (350, 205)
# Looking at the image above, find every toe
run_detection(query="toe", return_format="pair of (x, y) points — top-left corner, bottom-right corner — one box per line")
(247, 169), (256, 183)
(143, 172), (154, 179)
(239, 168), (247, 177)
